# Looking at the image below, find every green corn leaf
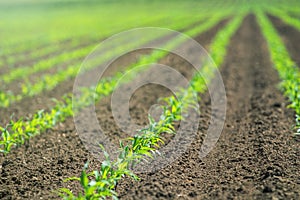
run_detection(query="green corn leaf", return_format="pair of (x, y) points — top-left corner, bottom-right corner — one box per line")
(80, 170), (89, 188)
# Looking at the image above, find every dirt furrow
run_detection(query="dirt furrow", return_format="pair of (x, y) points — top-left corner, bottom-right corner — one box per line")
(118, 14), (300, 200)
(0, 20), (228, 199)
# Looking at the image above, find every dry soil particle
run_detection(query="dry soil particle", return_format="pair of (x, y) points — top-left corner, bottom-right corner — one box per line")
(117, 14), (300, 200)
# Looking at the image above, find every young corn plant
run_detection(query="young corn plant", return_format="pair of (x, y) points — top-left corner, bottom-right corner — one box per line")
(0, 124), (15, 154)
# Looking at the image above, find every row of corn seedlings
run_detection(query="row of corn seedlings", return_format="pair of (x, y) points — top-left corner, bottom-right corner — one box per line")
(0, 16), (205, 108)
(58, 14), (245, 200)
(1, 14), (190, 70)
(0, 13), (230, 154)
(266, 7), (300, 31)
(256, 10), (300, 134)
(0, 0), (220, 59)
(1, 12), (214, 85)
(1, 12), (206, 73)
(0, 3), (176, 56)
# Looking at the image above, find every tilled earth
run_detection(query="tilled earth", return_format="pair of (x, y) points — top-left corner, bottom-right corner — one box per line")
(0, 15), (299, 199)
(117, 15), (300, 200)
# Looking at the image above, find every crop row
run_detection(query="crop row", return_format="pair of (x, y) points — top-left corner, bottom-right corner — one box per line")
(269, 2), (300, 16)
(0, 15), (164, 68)
(1, 45), (93, 84)
(267, 7), (300, 31)
(0, 16), (207, 108)
(58, 14), (245, 200)
(0, 14), (204, 71)
(0, 4), (165, 55)
(0, 0), (222, 58)
(256, 11), (300, 134)
(0, 13), (229, 154)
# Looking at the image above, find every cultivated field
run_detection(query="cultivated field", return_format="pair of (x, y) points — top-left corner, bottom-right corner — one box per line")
(0, 0), (299, 199)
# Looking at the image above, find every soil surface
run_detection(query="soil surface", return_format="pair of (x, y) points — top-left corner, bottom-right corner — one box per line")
(117, 15), (300, 199)
(0, 14), (299, 200)
(0, 20), (227, 199)
(269, 15), (300, 66)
